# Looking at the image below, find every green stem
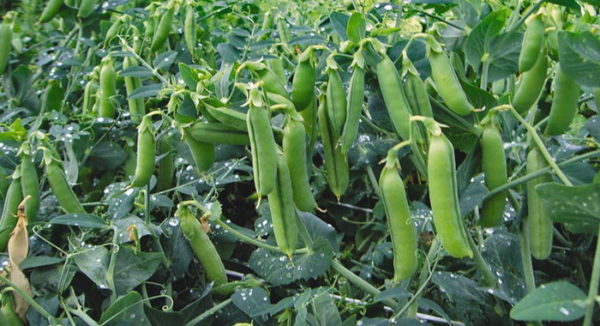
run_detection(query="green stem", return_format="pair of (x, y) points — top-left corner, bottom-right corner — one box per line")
(405, 239), (441, 318)
(365, 165), (381, 197)
(508, 0), (544, 32)
(467, 234), (497, 287)
(106, 226), (120, 303)
(583, 225), (600, 326)
(185, 298), (232, 326)
(519, 223), (536, 293)
(480, 59), (490, 89)
(0, 275), (55, 321)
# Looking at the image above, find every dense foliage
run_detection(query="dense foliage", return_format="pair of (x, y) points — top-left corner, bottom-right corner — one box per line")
(1, 0), (600, 325)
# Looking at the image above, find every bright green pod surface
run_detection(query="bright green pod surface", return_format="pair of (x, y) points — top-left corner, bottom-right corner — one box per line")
(82, 80), (97, 115)
(318, 98), (348, 200)
(257, 68), (288, 98)
(78, 0), (97, 18)
(205, 105), (248, 131)
(544, 66), (580, 136)
(267, 155), (298, 256)
(131, 116), (156, 188)
(0, 23), (11, 75)
(184, 4), (196, 54)
(0, 168), (10, 200)
(526, 148), (553, 260)
(39, 0), (64, 23)
(427, 133), (473, 258)
(480, 123), (508, 227)
(247, 106), (278, 196)
(376, 56), (412, 140)
(20, 154), (40, 222)
(188, 122), (250, 145)
(340, 65), (365, 152)
(46, 161), (86, 214)
(326, 69), (346, 140)
(518, 14), (545, 73)
(379, 158), (418, 282)
(150, 5), (175, 52)
(291, 59), (315, 111)
(429, 50), (473, 116)
(123, 56), (145, 123)
(283, 117), (317, 212)
(98, 59), (117, 118)
(156, 138), (174, 191)
(183, 131), (215, 173)
(512, 48), (548, 114)
(0, 178), (23, 251)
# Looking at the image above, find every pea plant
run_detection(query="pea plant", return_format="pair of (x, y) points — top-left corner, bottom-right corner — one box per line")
(0, 0), (600, 325)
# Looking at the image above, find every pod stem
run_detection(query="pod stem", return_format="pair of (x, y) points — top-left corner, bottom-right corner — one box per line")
(467, 234), (497, 288)
(184, 298), (232, 326)
(582, 224), (600, 326)
(403, 239), (441, 319)
(0, 275), (55, 321)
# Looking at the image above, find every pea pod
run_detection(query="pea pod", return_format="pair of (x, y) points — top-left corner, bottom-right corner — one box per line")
(20, 153), (40, 222)
(267, 154), (298, 256)
(0, 167), (10, 200)
(183, 129), (215, 173)
(204, 103), (248, 131)
(512, 47), (548, 114)
(247, 90), (278, 197)
(188, 122), (250, 145)
(526, 147), (553, 260)
(402, 54), (433, 119)
(124, 148), (137, 178)
(156, 137), (174, 191)
(376, 55), (412, 140)
(0, 293), (24, 326)
(150, 3), (175, 52)
(131, 116), (156, 188)
(326, 61), (347, 140)
(98, 58), (117, 118)
(291, 49), (315, 112)
(104, 18), (122, 45)
(379, 151), (418, 282)
(249, 63), (288, 98)
(595, 88), (600, 109)
(544, 66), (580, 136)
(184, 2), (196, 55)
(123, 56), (145, 123)
(0, 177), (22, 251)
(479, 120), (507, 227)
(427, 128), (472, 258)
(82, 80), (97, 115)
(44, 152), (86, 214)
(519, 14), (545, 73)
(177, 205), (227, 291)
(283, 113), (317, 212)
(427, 38), (474, 116)
(0, 22), (11, 75)
(78, 0), (97, 18)
(340, 52), (365, 152)
(267, 58), (287, 86)
(38, 0), (64, 23)
(318, 95), (349, 200)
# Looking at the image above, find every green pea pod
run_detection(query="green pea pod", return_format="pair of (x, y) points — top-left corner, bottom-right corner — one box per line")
(156, 137), (175, 191)
(82, 80), (97, 115)
(45, 155), (86, 214)
(188, 122), (250, 145)
(184, 3), (196, 55)
(38, 0), (64, 23)
(519, 14), (545, 73)
(544, 66), (580, 136)
(340, 60), (365, 153)
(512, 47), (548, 114)
(326, 68), (347, 140)
(301, 97), (318, 158)
(204, 104), (248, 131)
(0, 22), (11, 75)
(403, 57), (433, 119)
(78, 0), (97, 18)
(283, 113), (317, 212)
(526, 147), (553, 260)
(124, 149), (137, 178)
(595, 88), (600, 108)
(376, 55), (412, 140)
(427, 131), (472, 258)
(151, 4), (175, 52)
(0, 167), (10, 200)
(20, 153), (40, 222)
(291, 49), (315, 112)
(177, 205), (227, 291)
(0, 293), (24, 326)
(98, 58), (117, 118)
(318, 95), (349, 200)
(256, 67), (288, 98)
(131, 116), (156, 188)
(247, 96), (278, 197)
(479, 121), (507, 227)
(104, 18), (122, 44)
(123, 56), (145, 123)
(267, 58), (287, 86)
(427, 39), (474, 116)
(0, 177), (22, 251)
(379, 151), (418, 282)
(183, 129), (215, 173)
(267, 154), (298, 256)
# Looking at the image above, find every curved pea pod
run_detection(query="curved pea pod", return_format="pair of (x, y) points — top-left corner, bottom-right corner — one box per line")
(256, 66), (288, 98)
(188, 122), (250, 145)
(247, 102), (278, 197)
(519, 14), (545, 73)
(291, 50), (315, 112)
(150, 3), (175, 52)
(427, 39), (474, 116)
(0, 177), (22, 251)
(78, 0), (97, 18)
(0, 22), (11, 75)
(131, 116), (156, 188)
(45, 155), (86, 214)
(479, 122), (507, 227)
(204, 103), (248, 131)
(301, 97), (318, 156)
(98, 58), (117, 118)
(526, 147), (553, 260)
(326, 68), (347, 140)
(544, 66), (580, 136)
(376, 55), (412, 140)
(318, 96), (349, 200)
(512, 47), (548, 114)
(0, 167), (10, 200)
(0, 293), (24, 326)
(340, 60), (365, 153)
(177, 205), (227, 290)
(403, 59), (433, 119)
(156, 137), (175, 191)
(20, 154), (40, 222)
(38, 0), (64, 23)
(82, 80), (97, 115)
(267, 58), (287, 85)
(123, 56), (145, 123)
(267, 154), (298, 256)
(124, 149), (137, 178)
(379, 152), (418, 282)
(183, 129), (215, 173)
(595, 88), (600, 108)
(283, 114), (317, 212)
(427, 132), (473, 258)
(184, 3), (197, 55)
(104, 18), (122, 45)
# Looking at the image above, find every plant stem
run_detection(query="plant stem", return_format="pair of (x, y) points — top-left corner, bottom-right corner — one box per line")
(467, 234), (497, 287)
(405, 239), (441, 318)
(185, 298), (232, 326)
(519, 224), (536, 293)
(508, 0), (544, 32)
(0, 275), (55, 321)
(583, 225), (600, 326)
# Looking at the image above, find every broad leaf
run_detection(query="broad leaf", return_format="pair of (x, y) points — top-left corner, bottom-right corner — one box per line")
(536, 182), (600, 232)
(510, 281), (586, 321)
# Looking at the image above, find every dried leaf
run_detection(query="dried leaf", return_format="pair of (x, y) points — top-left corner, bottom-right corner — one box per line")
(7, 198), (32, 322)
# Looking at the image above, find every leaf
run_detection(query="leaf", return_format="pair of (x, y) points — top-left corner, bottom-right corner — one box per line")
(557, 31), (600, 88)
(113, 246), (162, 295)
(232, 287), (271, 321)
(217, 43), (240, 63)
(127, 83), (163, 99)
(154, 51), (178, 70)
(346, 13), (366, 44)
(89, 141), (127, 170)
(546, 0), (581, 10)
(113, 216), (152, 244)
(298, 211), (339, 253)
(459, 181), (489, 216)
(373, 288), (412, 303)
(71, 244), (110, 290)
(464, 9), (510, 70)
(8, 204), (31, 321)
(510, 281), (586, 321)
(120, 66), (154, 78)
(536, 182), (600, 232)
(100, 291), (150, 325)
(49, 214), (107, 228)
(20, 256), (64, 270)
(330, 12), (349, 40)
(178, 63), (200, 90)
(144, 287), (214, 325)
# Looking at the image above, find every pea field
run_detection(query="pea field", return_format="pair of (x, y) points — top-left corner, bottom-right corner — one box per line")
(1, 0), (600, 325)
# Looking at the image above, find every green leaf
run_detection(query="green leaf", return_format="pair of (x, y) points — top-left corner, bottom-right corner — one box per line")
(510, 281), (586, 321)
(154, 51), (178, 70)
(558, 31), (600, 88)
(346, 13), (366, 44)
(120, 66), (154, 78)
(71, 245), (110, 290)
(178, 63), (200, 90)
(100, 291), (150, 325)
(232, 287), (271, 321)
(536, 182), (600, 232)
(114, 246), (162, 295)
(50, 214), (107, 228)
(546, 0), (581, 10)
(373, 288), (412, 303)
(20, 256), (64, 270)
(144, 287), (213, 325)
(89, 141), (127, 170)
(330, 12), (349, 40)
(127, 83), (163, 99)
